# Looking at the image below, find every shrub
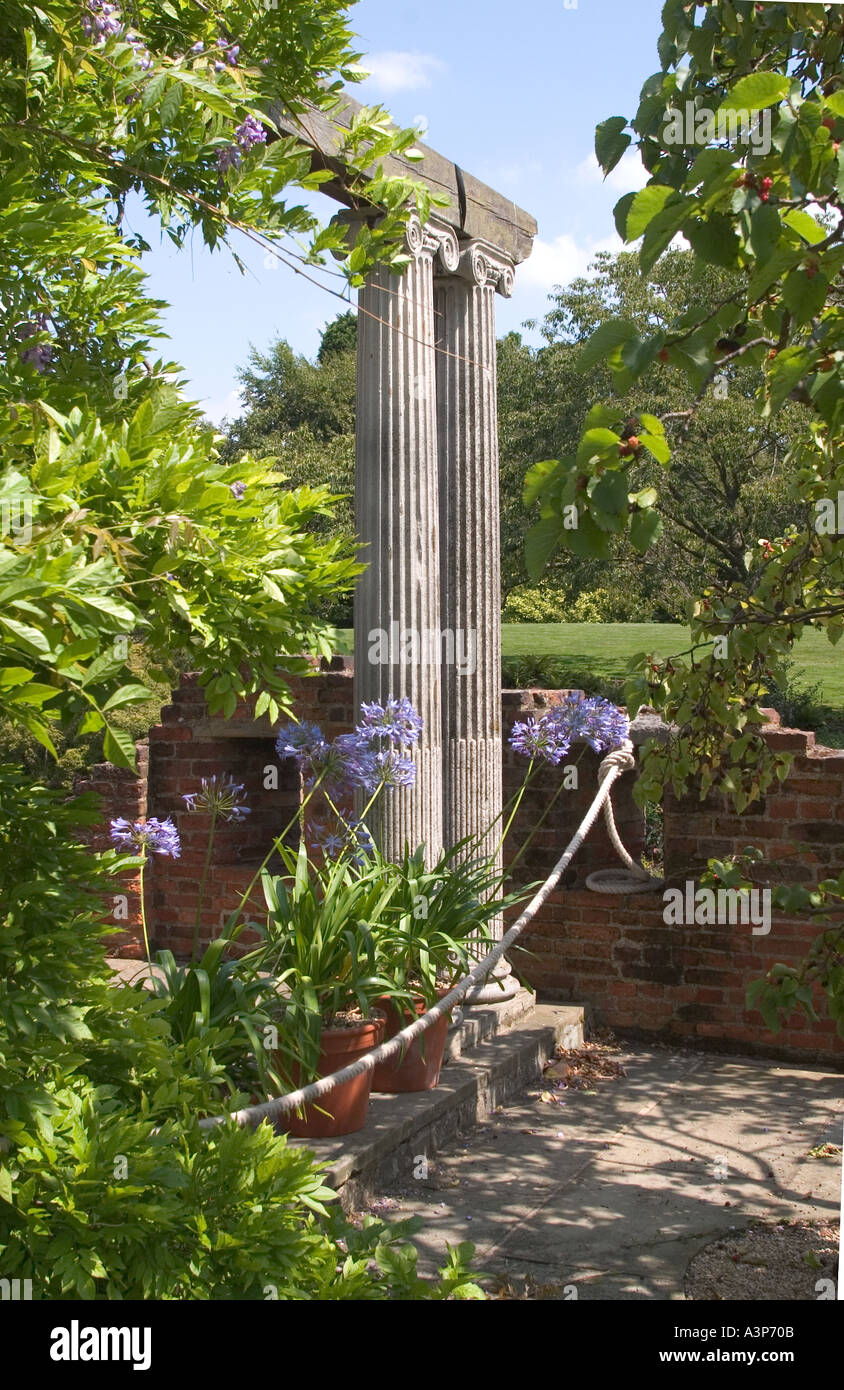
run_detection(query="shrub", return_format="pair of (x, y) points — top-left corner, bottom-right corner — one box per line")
(0, 772), (483, 1300)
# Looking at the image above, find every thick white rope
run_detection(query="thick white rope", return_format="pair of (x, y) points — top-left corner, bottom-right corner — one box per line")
(584, 744), (664, 895)
(200, 738), (658, 1131)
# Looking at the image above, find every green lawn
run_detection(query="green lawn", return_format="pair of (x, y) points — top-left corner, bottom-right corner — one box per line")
(333, 623), (844, 710)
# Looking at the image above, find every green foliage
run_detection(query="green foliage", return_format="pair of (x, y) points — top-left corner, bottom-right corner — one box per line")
(502, 582), (569, 623)
(503, 252), (809, 614)
(372, 842), (530, 1007)
(0, 1), (437, 766)
(531, 3), (844, 816)
(257, 840), (403, 1084)
(536, 1), (844, 1035)
(0, 771), (483, 1300)
(0, 0), (484, 1300)
(220, 326), (358, 625)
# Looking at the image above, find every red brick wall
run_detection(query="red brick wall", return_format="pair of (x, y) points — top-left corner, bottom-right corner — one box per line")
(81, 668), (844, 1062)
(75, 743), (149, 958)
(520, 720), (844, 1063)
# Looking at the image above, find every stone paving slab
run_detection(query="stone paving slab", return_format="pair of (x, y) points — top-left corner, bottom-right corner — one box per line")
(373, 1045), (843, 1300)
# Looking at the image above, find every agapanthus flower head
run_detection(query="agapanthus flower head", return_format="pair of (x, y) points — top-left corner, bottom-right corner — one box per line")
(182, 773), (250, 823)
(356, 697), (423, 748)
(310, 823), (347, 858)
(216, 145), (241, 173)
(276, 720), (328, 764)
(509, 715), (571, 766)
(372, 748), (416, 789)
(549, 693), (629, 753)
(110, 816), (181, 857)
(235, 115), (265, 150)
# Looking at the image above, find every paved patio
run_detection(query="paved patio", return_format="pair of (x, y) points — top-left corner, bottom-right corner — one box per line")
(371, 1043), (843, 1299)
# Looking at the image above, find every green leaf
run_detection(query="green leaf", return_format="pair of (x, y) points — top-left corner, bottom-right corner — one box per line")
(630, 508), (663, 552)
(577, 428), (621, 465)
(750, 203), (782, 262)
(684, 214), (741, 268)
(595, 116), (631, 176)
(102, 683), (154, 712)
(578, 321), (636, 372)
(590, 470), (629, 515)
(523, 459), (562, 508)
(524, 517), (562, 581)
(624, 184), (675, 241)
(782, 208), (827, 245)
(103, 725), (137, 770)
(718, 72), (789, 113)
(782, 268), (828, 325)
(639, 432), (671, 466)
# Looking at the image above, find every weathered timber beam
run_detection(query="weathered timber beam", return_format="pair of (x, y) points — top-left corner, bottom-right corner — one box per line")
(269, 94), (537, 265)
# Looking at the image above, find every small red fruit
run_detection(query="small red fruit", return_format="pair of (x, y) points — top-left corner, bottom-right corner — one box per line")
(768, 349), (778, 360)
(822, 116), (835, 132)
(658, 348), (670, 362)
(618, 435), (640, 457)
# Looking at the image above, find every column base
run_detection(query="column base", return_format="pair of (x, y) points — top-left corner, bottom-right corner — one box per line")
(463, 956), (521, 1005)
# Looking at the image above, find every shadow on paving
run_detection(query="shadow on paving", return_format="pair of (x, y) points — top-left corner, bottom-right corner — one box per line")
(373, 1045), (843, 1301)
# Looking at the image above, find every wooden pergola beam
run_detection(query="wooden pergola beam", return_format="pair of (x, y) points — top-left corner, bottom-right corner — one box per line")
(270, 94), (537, 264)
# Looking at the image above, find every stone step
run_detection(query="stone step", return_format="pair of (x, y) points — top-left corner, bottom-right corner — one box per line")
(290, 1000), (585, 1210)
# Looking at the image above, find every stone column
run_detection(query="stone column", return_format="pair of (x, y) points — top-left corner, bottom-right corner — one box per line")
(435, 242), (519, 1002)
(354, 215), (459, 865)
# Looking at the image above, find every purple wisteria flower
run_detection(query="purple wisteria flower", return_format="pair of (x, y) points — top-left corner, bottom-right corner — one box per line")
(110, 816), (181, 857)
(235, 116), (266, 151)
(20, 342), (53, 372)
(213, 38), (239, 70)
(182, 773), (251, 823)
(357, 697), (423, 747)
(508, 715), (572, 766)
(229, 480), (246, 499)
(82, 0), (123, 41)
(216, 145), (242, 173)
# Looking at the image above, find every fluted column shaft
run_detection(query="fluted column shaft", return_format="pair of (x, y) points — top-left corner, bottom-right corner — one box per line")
(435, 244), (518, 999)
(354, 217), (458, 864)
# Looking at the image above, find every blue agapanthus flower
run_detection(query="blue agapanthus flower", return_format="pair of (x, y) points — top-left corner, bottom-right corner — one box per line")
(508, 715), (572, 766)
(110, 816), (181, 857)
(509, 694), (628, 763)
(550, 693), (629, 753)
(182, 773), (251, 823)
(357, 697), (423, 747)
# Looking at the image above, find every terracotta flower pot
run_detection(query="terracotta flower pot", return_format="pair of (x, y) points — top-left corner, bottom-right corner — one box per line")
(372, 991), (452, 1094)
(278, 1012), (385, 1139)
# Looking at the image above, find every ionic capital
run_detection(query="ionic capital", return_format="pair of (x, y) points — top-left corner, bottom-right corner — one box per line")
(455, 241), (516, 298)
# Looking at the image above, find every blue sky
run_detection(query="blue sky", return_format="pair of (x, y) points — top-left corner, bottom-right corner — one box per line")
(132, 0), (666, 422)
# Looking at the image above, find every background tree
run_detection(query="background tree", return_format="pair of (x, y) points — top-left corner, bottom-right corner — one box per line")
(525, 0), (844, 1034)
(502, 248), (809, 617)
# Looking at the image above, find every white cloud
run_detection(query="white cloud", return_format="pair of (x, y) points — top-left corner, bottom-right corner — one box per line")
(201, 388), (242, 427)
(517, 232), (621, 293)
(358, 51), (444, 94)
(576, 149), (649, 193)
